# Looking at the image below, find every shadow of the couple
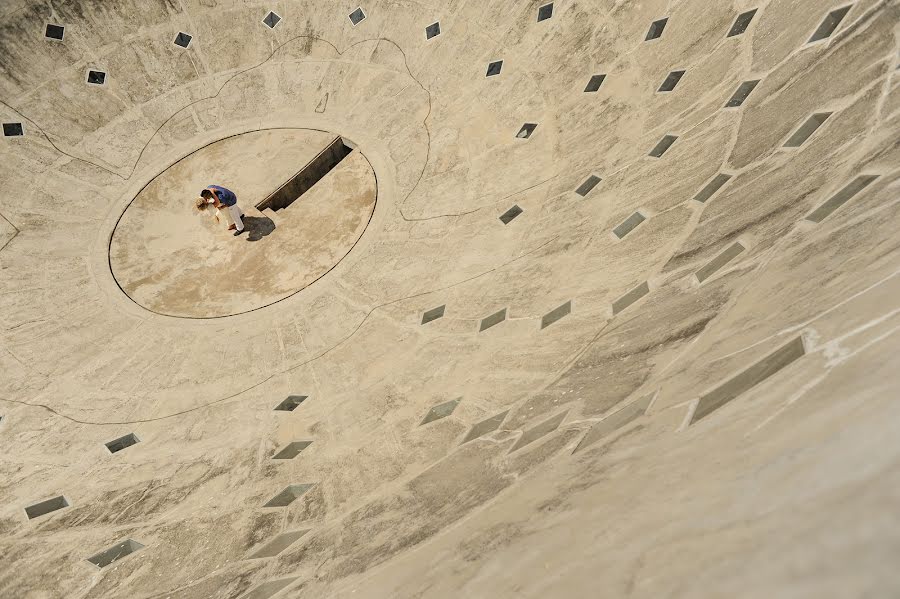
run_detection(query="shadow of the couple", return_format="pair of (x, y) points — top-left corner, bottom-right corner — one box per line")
(241, 215), (275, 242)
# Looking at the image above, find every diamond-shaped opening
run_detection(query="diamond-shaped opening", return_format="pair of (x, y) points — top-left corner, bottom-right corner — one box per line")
(263, 484), (314, 507)
(425, 22), (441, 39)
(421, 304), (445, 324)
(649, 134), (678, 157)
(808, 5), (852, 43)
(499, 204), (523, 224)
(658, 69), (685, 92)
(693, 173), (733, 204)
(25, 495), (69, 519)
(537, 3), (553, 22)
(87, 70), (106, 85)
(696, 241), (745, 283)
(613, 211), (646, 239)
(420, 398), (460, 426)
(485, 60), (503, 77)
(584, 74), (606, 92)
(272, 441), (312, 460)
(806, 175), (880, 223)
(541, 300), (571, 329)
(479, 308), (507, 332)
(247, 530), (310, 559)
(105, 432), (140, 454)
(783, 112), (833, 147)
(262, 11), (282, 29)
(575, 175), (602, 197)
(45, 23), (65, 40)
(645, 17), (668, 41)
(612, 281), (650, 315)
(174, 32), (192, 48)
(724, 79), (760, 108)
(727, 9), (758, 37)
(3, 122), (24, 137)
(461, 410), (508, 444)
(349, 7), (366, 25)
(87, 539), (144, 569)
(274, 395), (307, 411)
(516, 123), (537, 139)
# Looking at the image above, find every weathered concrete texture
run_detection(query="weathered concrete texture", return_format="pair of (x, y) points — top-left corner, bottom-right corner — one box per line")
(0, 0), (899, 597)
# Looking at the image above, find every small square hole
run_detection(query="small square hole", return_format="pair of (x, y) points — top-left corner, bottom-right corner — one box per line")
(783, 112), (833, 147)
(613, 211), (646, 239)
(658, 70), (685, 92)
(425, 22), (441, 39)
(174, 32), (192, 48)
(420, 398), (460, 426)
(421, 304), (445, 324)
(105, 433), (140, 454)
(645, 17), (668, 41)
(349, 7), (366, 26)
(263, 484), (314, 507)
(45, 23), (65, 40)
(499, 205), (523, 224)
(649, 134), (678, 157)
(724, 79), (760, 108)
(87, 70), (106, 85)
(274, 395), (308, 411)
(262, 11), (282, 29)
(584, 74), (606, 92)
(516, 123), (537, 139)
(3, 122), (24, 137)
(25, 495), (70, 520)
(485, 60), (503, 77)
(479, 308), (507, 332)
(727, 9), (758, 37)
(537, 3), (554, 22)
(272, 441), (312, 460)
(808, 5), (852, 43)
(575, 175), (602, 197)
(87, 539), (144, 569)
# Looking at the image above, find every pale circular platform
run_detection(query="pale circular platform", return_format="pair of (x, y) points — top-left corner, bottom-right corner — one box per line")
(108, 129), (376, 318)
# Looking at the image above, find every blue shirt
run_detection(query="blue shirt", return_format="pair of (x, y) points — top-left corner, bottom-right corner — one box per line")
(206, 185), (237, 207)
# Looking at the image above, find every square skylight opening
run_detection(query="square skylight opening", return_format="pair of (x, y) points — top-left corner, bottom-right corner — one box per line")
(649, 134), (678, 157)
(45, 23), (65, 40)
(86, 70), (106, 85)
(783, 112), (833, 147)
(727, 9), (758, 37)
(499, 204), (523, 224)
(274, 395), (308, 411)
(724, 79), (760, 108)
(516, 123), (537, 139)
(262, 11), (281, 29)
(584, 74), (606, 92)
(25, 495), (70, 519)
(575, 175), (602, 197)
(486, 60), (503, 77)
(105, 432), (140, 454)
(3, 123), (24, 137)
(537, 3), (554, 22)
(173, 32), (192, 48)
(87, 539), (144, 569)
(808, 5), (852, 43)
(645, 17), (668, 41)
(349, 7), (366, 26)
(421, 304), (445, 324)
(425, 22), (441, 39)
(658, 69), (686, 92)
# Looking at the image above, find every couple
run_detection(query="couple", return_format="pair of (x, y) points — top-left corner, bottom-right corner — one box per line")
(196, 184), (246, 236)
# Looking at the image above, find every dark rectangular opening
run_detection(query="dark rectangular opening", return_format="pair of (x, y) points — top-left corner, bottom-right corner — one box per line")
(540, 300), (571, 329)
(87, 539), (144, 568)
(645, 17), (668, 41)
(174, 32), (192, 48)
(574, 392), (654, 453)
(257, 137), (353, 211)
(613, 211), (646, 239)
(479, 308), (507, 332)
(263, 484), (314, 507)
(658, 70), (686, 92)
(486, 60), (503, 77)
(262, 11), (281, 28)
(421, 304), (445, 324)
(87, 70), (106, 85)
(247, 530), (310, 559)
(783, 112), (832, 147)
(420, 398), (460, 425)
(349, 7), (366, 25)
(724, 79), (760, 108)
(612, 281), (650, 315)
(808, 5), (852, 43)
(693, 173), (732, 203)
(696, 241), (745, 283)
(3, 122), (24, 137)
(274, 395), (308, 411)
(105, 433), (140, 454)
(584, 74), (606, 93)
(272, 441), (312, 460)
(806, 175), (879, 223)
(499, 204), (523, 224)
(45, 23), (65, 40)
(575, 175), (601, 197)
(461, 410), (508, 444)
(537, 3), (554, 22)
(649, 134), (678, 157)
(25, 495), (69, 519)
(516, 123), (537, 139)
(727, 9), (758, 37)
(425, 22), (441, 39)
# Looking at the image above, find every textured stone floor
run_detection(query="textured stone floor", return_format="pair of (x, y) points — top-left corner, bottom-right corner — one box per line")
(0, 1), (898, 598)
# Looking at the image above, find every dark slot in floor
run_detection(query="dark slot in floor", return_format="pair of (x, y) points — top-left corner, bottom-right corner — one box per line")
(256, 137), (353, 211)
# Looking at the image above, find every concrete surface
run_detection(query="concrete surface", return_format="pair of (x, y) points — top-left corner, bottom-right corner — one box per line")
(0, 0), (898, 598)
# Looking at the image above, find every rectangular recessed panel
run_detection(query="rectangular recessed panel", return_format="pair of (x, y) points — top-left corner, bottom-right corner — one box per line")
(421, 304), (445, 324)
(612, 281), (650, 315)
(461, 410), (509, 444)
(240, 577), (299, 599)
(584, 74), (606, 93)
(658, 70), (686, 92)
(724, 79), (760, 108)
(696, 241), (745, 283)
(645, 17), (668, 41)
(263, 484), (314, 508)
(45, 23), (65, 40)
(263, 11), (281, 28)
(575, 175), (602, 196)
(479, 308), (507, 332)
(349, 7), (366, 25)
(247, 530), (310, 559)
(86, 539), (144, 568)
(537, 3), (554, 22)
(25, 495), (69, 519)
(3, 122), (24, 137)
(649, 134), (678, 157)
(613, 211), (646, 239)
(574, 393), (655, 452)
(105, 433), (140, 454)
(692, 336), (805, 424)
(541, 300), (571, 329)
(806, 175), (880, 223)
(174, 32), (192, 48)
(693, 173), (733, 203)
(509, 411), (568, 453)
(516, 123), (537, 139)
(257, 137), (353, 211)
(425, 22), (441, 39)
(499, 204), (523, 224)
(274, 395), (307, 411)
(808, 5), (852, 43)
(783, 112), (833, 147)
(486, 60), (503, 77)
(727, 9), (758, 37)
(272, 441), (312, 460)
(420, 398), (460, 425)
(87, 70), (106, 85)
